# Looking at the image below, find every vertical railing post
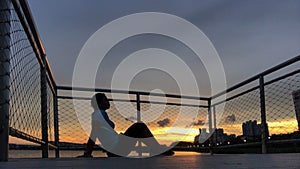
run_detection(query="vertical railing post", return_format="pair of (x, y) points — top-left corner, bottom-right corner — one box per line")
(0, 0), (11, 162)
(136, 93), (141, 123)
(41, 55), (48, 158)
(259, 75), (267, 154)
(212, 105), (217, 149)
(208, 99), (213, 155)
(136, 93), (142, 157)
(53, 87), (59, 158)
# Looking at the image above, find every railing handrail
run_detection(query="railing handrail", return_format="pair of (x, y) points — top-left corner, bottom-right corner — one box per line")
(211, 54), (300, 100)
(57, 55), (300, 103)
(57, 86), (211, 101)
(17, 0), (45, 55)
(57, 95), (209, 108)
(212, 68), (300, 106)
(12, 0), (56, 92)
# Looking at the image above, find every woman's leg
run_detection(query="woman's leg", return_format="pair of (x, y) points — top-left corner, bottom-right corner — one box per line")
(111, 122), (173, 156)
(125, 124), (174, 156)
(77, 138), (95, 157)
(123, 122), (161, 149)
(85, 138), (95, 155)
(124, 122), (155, 138)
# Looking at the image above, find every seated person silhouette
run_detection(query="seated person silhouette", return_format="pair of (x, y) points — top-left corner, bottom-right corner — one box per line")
(78, 93), (174, 157)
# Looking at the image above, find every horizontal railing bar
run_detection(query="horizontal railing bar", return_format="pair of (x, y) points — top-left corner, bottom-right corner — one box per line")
(11, 0), (43, 66)
(140, 100), (208, 108)
(20, 0), (57, 91)
(57, 96), (90, 100)
(9, 127), (57, 149)
(212, 68), (300, 106)
(212, 85), (260, 106)
(58, 67), (300, 109)
(12, 0), (57, 94)
(48, 144), (58, 150)
(214, 142), (261, 149)
(268, 138), (300, 144)
(46, 73), (56, 94)
(9, 128), (44, 147)
(57, 86), (210, 101)
(46, 57), (57, 91)
(57, 96), (208, 108)
(214, 139), (300, 149)
(212, 54), (300, 99)
(57, 86), (128, 94)
(18, 0), (45, 56)
(264, 68), (300, 87)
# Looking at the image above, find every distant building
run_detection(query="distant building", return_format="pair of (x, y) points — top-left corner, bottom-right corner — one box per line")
(242, 120), (269, 138)
(292, 89), (300, 131)
(214, 128), (228, 143)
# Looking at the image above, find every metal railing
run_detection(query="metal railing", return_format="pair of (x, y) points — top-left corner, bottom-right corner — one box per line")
(55, 54), (300, 156)
(1, 0), (300, 161)
(0, 0), (58, 161)
(210, 55), (300, 154)
(56, 86), (210, 157)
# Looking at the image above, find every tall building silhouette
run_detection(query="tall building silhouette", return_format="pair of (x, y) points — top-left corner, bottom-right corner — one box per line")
(242, 120), (269, 138)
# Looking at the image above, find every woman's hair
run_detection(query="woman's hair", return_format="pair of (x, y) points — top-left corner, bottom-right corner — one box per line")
(91, 93), (110, 110)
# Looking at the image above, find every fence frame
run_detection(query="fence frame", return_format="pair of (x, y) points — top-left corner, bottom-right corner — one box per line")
(56, 55), (300, 156)
(211, 54), (300, 154)
(0, 0), (11, 162)
(0, 0), (58, 160)
(56, 86), (211, 156)
(1, 0), (300, 160)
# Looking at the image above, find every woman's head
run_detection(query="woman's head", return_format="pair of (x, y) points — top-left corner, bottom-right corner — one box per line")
(91, 93), (110, 110)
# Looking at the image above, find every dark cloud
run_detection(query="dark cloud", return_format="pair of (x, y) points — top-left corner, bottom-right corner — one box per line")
(125, 116), (136, 122)
(226, 114), (236, 123)
(157, 118), (170, 127)
(192, 120), (204, 126)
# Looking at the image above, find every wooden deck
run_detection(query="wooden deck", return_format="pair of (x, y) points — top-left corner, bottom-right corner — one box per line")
(1, 153), (300, 169)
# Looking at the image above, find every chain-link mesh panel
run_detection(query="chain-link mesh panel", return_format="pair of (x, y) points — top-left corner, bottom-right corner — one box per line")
(58, 94), (208, 147)
(140, 102), (208, 145)
(109, 101), (137, 132)
(265, 73), (300, 135)
(215, 89), (261, 139)
(9, 4), (42, 140)
(58, 99), (87, 144)
(58, 98), (135, 144)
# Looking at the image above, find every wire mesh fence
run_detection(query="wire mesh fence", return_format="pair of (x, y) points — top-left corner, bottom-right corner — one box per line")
(58, 98), (90, 144)
(1, 0), (300, 160)
(265, 73), (300, 136)
(214, 89), (261, 144)
(210, 59), (300, 153)
(55, 57), (300, 156)
(9, 0), (42, 141)
(57, 89), (210, 155)
(0, 0), (57, 160)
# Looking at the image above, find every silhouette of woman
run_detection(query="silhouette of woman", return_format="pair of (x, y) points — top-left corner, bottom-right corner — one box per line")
(79, 93), (173, 157)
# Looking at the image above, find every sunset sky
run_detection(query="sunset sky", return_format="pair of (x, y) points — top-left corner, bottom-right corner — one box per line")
(27, 0), (300, 93)
(9, 0), (300, 145)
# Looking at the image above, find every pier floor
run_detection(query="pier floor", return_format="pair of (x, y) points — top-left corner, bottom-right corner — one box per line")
(1, 153), (300, 169)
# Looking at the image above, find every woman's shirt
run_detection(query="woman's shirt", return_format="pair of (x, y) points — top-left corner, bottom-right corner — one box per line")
(89, 109), (119, 151)
(99, 109), (115, 129)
